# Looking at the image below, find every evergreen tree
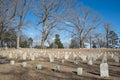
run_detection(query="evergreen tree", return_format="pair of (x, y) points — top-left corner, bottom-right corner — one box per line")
(108, 30), (118, 48)
(53, 34), (64, 48)
(28, 37), (33, 48)
(69, 38), (79, 48)
(20, 40), (29, 48)
(92, 41), (96, 48)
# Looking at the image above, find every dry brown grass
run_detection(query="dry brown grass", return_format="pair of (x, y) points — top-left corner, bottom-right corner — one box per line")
(0, 48), (120, 80)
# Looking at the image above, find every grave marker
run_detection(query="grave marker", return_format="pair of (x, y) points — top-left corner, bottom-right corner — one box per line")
(54, 65), (61, 72)
(49, 54), (54, 62)
(77, 67), (83, 75)
(100, 63), (109, 77)
(21, 62), (27, 67)
(88, 57), (93, 65)
(22, 53), (27, 60)
(37, 64), (42, 70)
(10, 60), (15, 65)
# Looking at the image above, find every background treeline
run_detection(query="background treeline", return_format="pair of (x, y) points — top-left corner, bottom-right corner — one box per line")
(0, 0), (119, 49)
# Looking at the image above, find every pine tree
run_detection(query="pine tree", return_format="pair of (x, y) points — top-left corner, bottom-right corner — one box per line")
(54, 34), (64, 48)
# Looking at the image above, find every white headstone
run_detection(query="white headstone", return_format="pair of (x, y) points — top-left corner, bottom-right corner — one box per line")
(21, 62), (27, 67)
(73, 55), (78, 64)
(80, 55), (86, 61)
(64, 53), (69, 60)
(22, 53), (27, 60)
(111, 53), (114, 59)
(62, 59), (64, 64)
(54, 65), (61, 72)
(100, 63), (109, 77)
(16, 51), (19, 59)
(10, 60), (15, 65)
(113, 55), (119, 63)
(77, 67), (83, 75)
(49, 54), (54, 62)
(31, 54), (35, 61)
(88, 57), (93, 65)
(37, 64), (42, 70)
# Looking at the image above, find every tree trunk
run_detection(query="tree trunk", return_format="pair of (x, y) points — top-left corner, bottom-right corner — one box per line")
(90, 33), (92, 48)
(106, 31), (108, 48)
(79, 34), (83, 48)
(17, 29), (20, 49)
(80, 39), (83, 48)
(41, 35), (45, 48)
(41, 20), (47, 49)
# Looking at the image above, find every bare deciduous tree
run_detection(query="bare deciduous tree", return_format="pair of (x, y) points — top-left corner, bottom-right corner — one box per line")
(0, 0), (30, 48)
(32, 0), (66, 48)
(0, 0), (17, 47)
(64, 7), (102, 48)
(104, 22), (111, 48)
(95, 33), (105, 48)
(15, 0), (30, 48)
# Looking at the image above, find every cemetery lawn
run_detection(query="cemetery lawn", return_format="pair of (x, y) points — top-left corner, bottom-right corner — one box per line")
(0, 48), (120, 80)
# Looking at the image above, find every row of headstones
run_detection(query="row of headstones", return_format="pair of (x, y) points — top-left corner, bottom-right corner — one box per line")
(2, 49), (47, 59)
(49, 53), (109, 77)
(7, 51), (45, 61)
(3, 49), (119, 64)
(102, 52), (120, 63)
(4, 50), (96, 58)
(49, 53), (119, 77)
(49, 53), (102, 65)
(8, 52), (36, 60)
(110, 53), (120, 63)
(9, 60), (76, 75)
(13, 52), (109, 66)
(4, 49), (119, 67)
(5, 50), (120, 65)
(6, 51), (112, 78)
(9, 59), (109, 77)
(100, 53), (119, 77)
